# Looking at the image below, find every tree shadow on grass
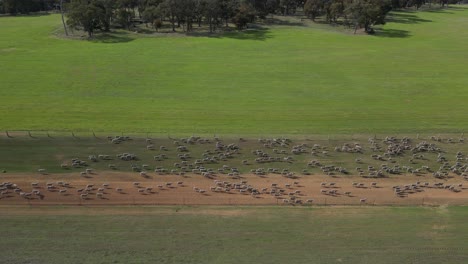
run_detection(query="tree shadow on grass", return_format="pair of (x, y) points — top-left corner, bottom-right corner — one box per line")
(373, 28), (412, 38)
(89, 32), (135, 44)
(387, 12), (433, 24)
(221, 28), (272, 41)
(262, 17), (306, 27)
(188, 27), (273, 41)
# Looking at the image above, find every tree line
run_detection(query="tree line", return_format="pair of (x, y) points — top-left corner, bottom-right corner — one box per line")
(0, 0), (60, 14)
(1, 0), (462, 37)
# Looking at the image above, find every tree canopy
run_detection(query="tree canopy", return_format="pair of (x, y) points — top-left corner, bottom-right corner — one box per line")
(1, 0), (456, 37)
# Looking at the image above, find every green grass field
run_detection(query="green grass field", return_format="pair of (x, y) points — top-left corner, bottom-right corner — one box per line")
(1, 206), (467, 264)
(1, 7), (468, 134)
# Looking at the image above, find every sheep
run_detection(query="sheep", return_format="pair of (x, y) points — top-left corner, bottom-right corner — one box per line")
(96, 193), (103, 198)
(59, 189), (67, 195)
(103, 183), (109, 187)
(38, 169), (46, 174)
(98, 188), (105, 192)
(306, 199), (314, 203)
(80, 171), (87, 176)
(133, 182), (140, 186)
(360, 198), (367, 203)
(80, 193), (88, 199)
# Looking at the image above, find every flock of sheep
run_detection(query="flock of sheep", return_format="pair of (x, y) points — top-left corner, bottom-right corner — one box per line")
(1, 134), (467, 205)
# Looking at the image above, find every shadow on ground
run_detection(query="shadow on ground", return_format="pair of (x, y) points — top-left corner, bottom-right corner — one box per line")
(262, 17), (306, 27)
(387, 12), (433, 24)
(188, 26), (273, 41)
(373, 28), (412, 38)
(89, 31), (135, 44)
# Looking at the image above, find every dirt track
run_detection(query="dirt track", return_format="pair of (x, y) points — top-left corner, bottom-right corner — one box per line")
(1, 171), (467, 206)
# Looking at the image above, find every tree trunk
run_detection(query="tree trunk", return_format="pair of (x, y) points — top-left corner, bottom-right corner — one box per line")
(171, 15), (176, 32)
(60, 0), (68, 36)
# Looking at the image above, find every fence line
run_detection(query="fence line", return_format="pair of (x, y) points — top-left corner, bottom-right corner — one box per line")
(2, 130), (466, 141)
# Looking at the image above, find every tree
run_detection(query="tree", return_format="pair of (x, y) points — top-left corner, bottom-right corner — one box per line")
(346, 0), (392, 34)
(232, 2), (255, 29)
(160, 0), (178, 31)
(60, 0), (68, 36)
(204, 0), (221, 32)
(141, 5), (161, 27)
(304, 0), (323, 21)
(218, 0), (238, 27)
(66, 0), (107, 37)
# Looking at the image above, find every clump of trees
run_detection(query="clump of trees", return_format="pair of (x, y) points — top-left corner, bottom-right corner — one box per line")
(1, 0), (457, 36)
(304, 0), (458, 33)
(64, 0), (264, 36)
(0, 0), (58, 15)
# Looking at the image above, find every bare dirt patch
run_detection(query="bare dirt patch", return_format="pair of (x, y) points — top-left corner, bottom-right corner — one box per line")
(1, 171), (467, 206)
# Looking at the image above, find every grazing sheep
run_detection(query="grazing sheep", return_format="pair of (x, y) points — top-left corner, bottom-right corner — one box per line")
(116, 188), (123, 192)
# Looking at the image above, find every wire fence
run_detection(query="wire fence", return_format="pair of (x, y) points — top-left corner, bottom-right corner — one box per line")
(1, 130), (466, 141)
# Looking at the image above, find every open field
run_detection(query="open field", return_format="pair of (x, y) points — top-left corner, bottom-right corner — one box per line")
(1, 6), (468, 134)
(1, 206), (467, 264)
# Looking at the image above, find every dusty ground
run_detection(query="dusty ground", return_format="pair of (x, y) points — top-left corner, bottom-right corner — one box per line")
(0, 171), (467, 206)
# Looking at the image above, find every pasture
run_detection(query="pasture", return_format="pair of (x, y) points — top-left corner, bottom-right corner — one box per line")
(0, 206), (467, 264)
(1, 6), (468, 134)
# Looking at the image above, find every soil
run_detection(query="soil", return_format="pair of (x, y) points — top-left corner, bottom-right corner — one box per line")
(1, 171), (466, 206)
